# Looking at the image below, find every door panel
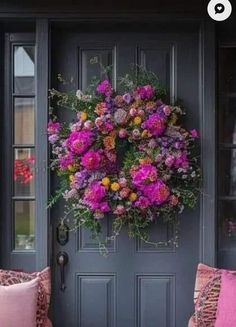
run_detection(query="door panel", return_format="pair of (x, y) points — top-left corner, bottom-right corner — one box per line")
(51, 24), (200, 327)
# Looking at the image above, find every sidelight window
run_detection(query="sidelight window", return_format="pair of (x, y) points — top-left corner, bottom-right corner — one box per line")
(218, 47), (236, 266)
(12, 45), (36, 250)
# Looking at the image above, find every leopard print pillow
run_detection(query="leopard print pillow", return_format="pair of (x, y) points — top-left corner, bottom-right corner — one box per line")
(0, 267), (51, 327)
(195, 274), (221, 327)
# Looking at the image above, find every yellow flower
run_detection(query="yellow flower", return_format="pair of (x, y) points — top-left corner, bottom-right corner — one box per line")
(102, 177), (110, 187)
(111, 182), (120, 192)
(80, 112), (88, 121)
(133, 116), (142, 125)
(141, 129), (149, 138)
(129, 192), (137, 202)
(69, 175), (74, 182)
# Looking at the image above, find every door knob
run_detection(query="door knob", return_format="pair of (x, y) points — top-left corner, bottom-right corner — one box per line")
(56, 251), (69, 291)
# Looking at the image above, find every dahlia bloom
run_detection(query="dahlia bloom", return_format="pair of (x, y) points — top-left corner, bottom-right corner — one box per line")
(67, 130), (94, 155)
(132, 164), (158, 189)
(142, 113), (166, 136)
(144, 180), (170, 205)
(84, 181), (106, 204)
(81, 150), (102, 171)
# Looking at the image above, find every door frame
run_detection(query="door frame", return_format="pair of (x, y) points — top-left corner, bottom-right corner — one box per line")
(0, 13), (216, 271)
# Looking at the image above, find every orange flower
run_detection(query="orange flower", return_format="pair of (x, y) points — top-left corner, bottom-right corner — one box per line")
(95, 102), (107, 116)
(129, 192), (137, 202)
(170, 195), (179, 206)
(103, 136), (115, 150)
(133, 116), (142, 125)
(111, 182), (120, 192)
(139, 158), (152, 165)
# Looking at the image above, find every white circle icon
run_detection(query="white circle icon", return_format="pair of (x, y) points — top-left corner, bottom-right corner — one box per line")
(207, 0), (232, 21)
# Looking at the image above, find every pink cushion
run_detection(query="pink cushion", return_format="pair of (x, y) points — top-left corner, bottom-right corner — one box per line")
(0, 267), (51, 326)
(44, 318), (53, 327)
(215, 270), (236, 327)
(0, 277), (39, 327)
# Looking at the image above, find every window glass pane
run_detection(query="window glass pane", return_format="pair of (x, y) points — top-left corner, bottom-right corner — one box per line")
(14, 46), (35, 94)
(14, 200), (35, 250)
(14, 98), (35, 144)
(218, 149), (236, 197)
(219, 48), (236, 144)
(14, 148), (35, 196)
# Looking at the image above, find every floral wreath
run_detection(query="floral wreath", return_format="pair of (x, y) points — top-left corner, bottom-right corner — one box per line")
(48, 69), (200, 253)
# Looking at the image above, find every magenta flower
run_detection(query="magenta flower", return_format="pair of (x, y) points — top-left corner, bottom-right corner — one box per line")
(190, 129), (199, 138)
(59, 153), (74, 170)
(96, 80), (113, 97)
(174, 152), (189, 169)
(67, 130), (94, 155)
(81, 150), (102, 171)
(142, 113), (166, 136)
(136, 85), (155, 100)
(47, 120), (60, 135)
(144, 180), (170, 205)
(132, 164), (158, 189)
(135, 196), (150, 209)
(99, 202), (111, 213)
(84, 181), (106, 205)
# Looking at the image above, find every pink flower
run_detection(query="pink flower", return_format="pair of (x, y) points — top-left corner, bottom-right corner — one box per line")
(84, 120), (93, 129)
(96, 80), (113, 97)
(132, 164), (158, 189)
(142, 113), (166, 136)
(81, 150), (102, 170)
(99, 202), (111, 213)
(123, 93), (132, 104)
(190, 129), (199, 138)
(118, 177), (127, 187)
(163, 105), (172, 116)
(165, 155), (175, 168)
(114, 205), (125, 215)
(145, 180), (170, 205)
(84, 181), (106, 203)
(119, 128), (128, 138)
(67, 130), (94, 155)
(136, 85), (155, 100)
(135, 196), (150, 209)
(47, 120), (60, 135)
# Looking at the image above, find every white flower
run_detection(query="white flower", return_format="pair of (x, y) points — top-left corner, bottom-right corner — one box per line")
(76, 89), (84, 100)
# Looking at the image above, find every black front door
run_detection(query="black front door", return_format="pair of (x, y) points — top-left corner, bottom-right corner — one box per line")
(51, 22), (200, 327)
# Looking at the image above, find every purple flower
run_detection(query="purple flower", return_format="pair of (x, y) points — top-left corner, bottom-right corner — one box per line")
(59, 153), (74, 170)
(81, 150), (102, 171)
(165, 155), (175, 168)
(174, 152), (189, 169)
(73, 170), (88, 189)
(67, 130), (94, 155)
(48, 134), (59, 144)
(123, 93), (132, 104)
(142, 113), (166, 136)
(96, 80), (113, 97)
